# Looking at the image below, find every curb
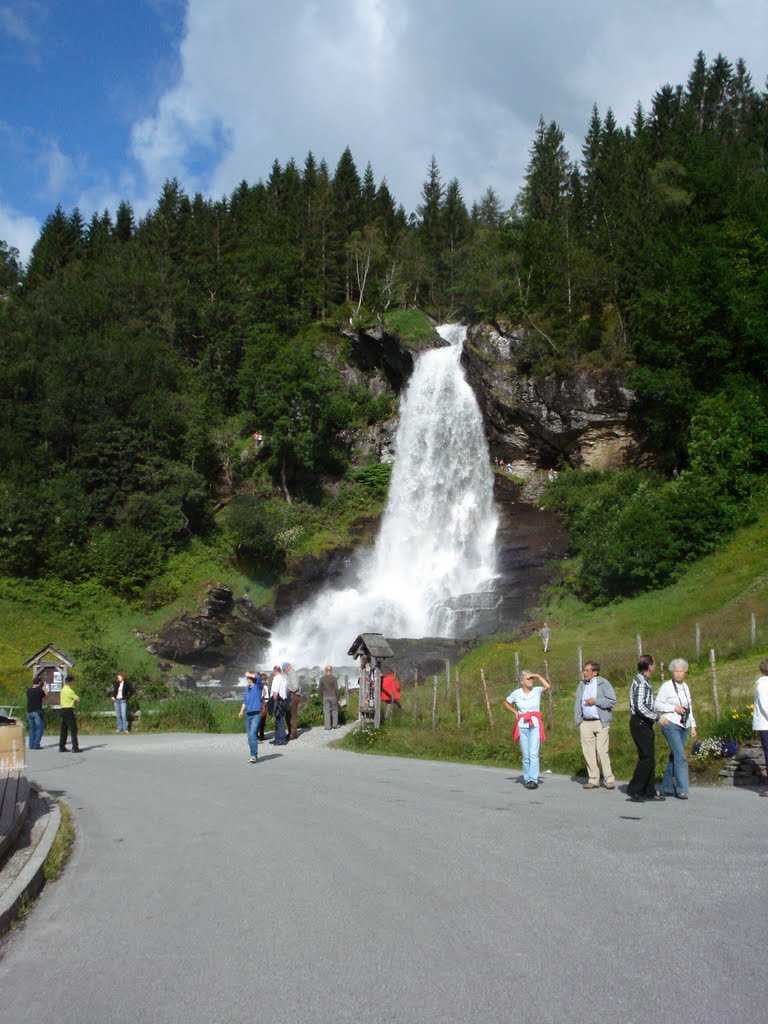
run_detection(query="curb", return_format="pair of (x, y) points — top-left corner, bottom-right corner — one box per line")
(0, 784), (62, 936)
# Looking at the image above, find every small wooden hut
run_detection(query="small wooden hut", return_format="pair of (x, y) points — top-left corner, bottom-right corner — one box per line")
(23, 644), (75, 709)
(347, 633), (394, 729)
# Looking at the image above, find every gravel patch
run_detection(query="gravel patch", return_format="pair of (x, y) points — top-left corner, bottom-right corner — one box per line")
(98, 721), (358, 756)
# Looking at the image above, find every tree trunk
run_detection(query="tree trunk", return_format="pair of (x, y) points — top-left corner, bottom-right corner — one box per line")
(280, 456), (292, 504)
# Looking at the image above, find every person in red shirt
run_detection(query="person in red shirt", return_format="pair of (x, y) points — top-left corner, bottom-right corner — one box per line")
(381, 669), (401, 709)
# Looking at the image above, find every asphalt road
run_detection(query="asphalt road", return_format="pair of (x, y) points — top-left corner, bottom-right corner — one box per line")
(1, 732), (765, 1024)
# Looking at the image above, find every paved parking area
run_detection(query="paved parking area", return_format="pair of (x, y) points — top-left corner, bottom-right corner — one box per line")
(1, 732), (764, 1024)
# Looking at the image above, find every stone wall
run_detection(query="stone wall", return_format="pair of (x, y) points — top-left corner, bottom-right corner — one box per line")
(718, 738), (768, 786)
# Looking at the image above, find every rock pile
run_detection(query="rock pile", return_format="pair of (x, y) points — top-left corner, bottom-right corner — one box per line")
(718, 739), (767, 786)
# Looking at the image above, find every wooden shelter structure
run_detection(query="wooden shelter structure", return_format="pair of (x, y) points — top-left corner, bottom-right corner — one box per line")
(23, 644), (75, 710)
(347, 633), (394, 729)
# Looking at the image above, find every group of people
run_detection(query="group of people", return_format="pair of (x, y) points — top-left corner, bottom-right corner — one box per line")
(505, 654), (768, 799)
(25, 671), (132, 753)
(238, 661), (337, 763)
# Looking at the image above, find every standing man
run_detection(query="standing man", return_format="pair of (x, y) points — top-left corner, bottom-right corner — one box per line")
(539, 622), (552, 653)
(59, 675), (81, 753)
(270, 665), (289, 746)
(574, 660), (616, 790)
(112, 672), (133, 734)
(26, 674), (47, 750)
(239, 671), (264, 763)
(284, 661), (301, 741)
(627, 654), (664, 802)
(318, 665), (340, 730)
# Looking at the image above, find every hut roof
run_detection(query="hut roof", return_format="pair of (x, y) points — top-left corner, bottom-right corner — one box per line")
(23, 644), (75, 669)
(347, 633), (394, 660)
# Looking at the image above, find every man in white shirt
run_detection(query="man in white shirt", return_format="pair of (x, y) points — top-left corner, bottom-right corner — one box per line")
(270, 665), (289, 746)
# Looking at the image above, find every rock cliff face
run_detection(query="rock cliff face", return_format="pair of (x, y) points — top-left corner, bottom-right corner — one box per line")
(463, 324), (638, 479)
(148, 584), (272, 692)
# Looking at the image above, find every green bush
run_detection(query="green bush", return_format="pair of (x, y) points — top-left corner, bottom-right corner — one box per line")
(144, 693), (216, 732)
(543, 467), (741, 604)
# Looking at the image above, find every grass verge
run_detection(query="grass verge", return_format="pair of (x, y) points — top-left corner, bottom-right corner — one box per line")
(44, 800), (75, 882)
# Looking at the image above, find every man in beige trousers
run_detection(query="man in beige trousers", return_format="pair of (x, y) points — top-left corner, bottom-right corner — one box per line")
(574, 661), (616, 789)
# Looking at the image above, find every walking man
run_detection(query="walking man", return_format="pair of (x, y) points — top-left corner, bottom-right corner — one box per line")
(539, 622), (551, 653)
(574, 661), (616, 789)
(59, 675), (81, 753)
(318, 665), (340, 730)
(26, 674), (47, 750)
(239, 671), (264, 763)
(112, 672), (133, 733)
(627, 654), (664, 802)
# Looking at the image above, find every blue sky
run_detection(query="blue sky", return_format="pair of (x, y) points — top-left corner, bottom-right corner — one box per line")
(1, 1), (767, 264)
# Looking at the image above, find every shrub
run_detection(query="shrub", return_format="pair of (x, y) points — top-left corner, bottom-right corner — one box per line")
(543, 468), (741, 604)
(144, 693), (216, 732)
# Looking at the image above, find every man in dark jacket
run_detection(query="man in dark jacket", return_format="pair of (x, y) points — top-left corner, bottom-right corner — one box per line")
(318, 665), (340, 730)
(27, 674), (47, 749)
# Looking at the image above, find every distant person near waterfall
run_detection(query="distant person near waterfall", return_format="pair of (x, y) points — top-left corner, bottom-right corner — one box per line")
(381, 670), (401, 713)
(270, 665), (289, 746)
(539, 622), (551, 653)
(318, 666), (340, 730)
(284, 661), (301, 740)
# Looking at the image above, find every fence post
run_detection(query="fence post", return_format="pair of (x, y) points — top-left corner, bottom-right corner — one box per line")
(751, 612), (756, 646)
(636, 633), (643, 658)
(514, 651), (520, 682)
(376, 667), (382, 733)
(710, 649), (720, 720)
(414, 670), (419, 722)
(374, 669), (381, 729)
(577, 645), (583, 674)
(660, 662), (665, 683)
(695, 623), (701, 660)
(455, 668), (461, 728)
(480, 669), (494, 728)
(544, 660), (554, 733)
(445, 659), (451, 698)
(432, 675), (438, 730)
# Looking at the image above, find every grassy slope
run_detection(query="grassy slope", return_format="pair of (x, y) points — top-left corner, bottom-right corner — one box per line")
(0, 539), (258, 703)
(342, 510), (768, 782)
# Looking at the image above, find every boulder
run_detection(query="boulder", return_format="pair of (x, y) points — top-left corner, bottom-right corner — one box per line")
(152, 583), (272, 691)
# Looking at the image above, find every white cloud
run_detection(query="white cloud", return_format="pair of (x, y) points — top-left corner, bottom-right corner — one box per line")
(0, 204), (40, 266)
(126, 0), (768, 216)
(0, 4), (35, 43)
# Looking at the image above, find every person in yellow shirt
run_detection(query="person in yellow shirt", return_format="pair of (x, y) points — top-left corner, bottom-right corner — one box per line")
(59, 675), (81, 753)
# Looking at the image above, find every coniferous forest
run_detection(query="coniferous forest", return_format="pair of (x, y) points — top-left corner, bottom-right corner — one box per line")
(1, 53), (767, 607)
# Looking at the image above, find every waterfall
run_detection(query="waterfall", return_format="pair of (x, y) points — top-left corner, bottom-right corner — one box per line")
(267, 324), (498, 667)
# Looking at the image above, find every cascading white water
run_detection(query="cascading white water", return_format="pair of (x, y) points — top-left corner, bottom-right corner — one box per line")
(268, 324), (498, 667)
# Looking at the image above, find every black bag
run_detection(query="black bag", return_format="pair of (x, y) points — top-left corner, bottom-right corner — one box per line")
(266, 696), (276, 717)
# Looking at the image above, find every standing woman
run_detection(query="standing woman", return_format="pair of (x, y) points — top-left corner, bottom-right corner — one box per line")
(257, 672), (270, 741)
(655, 658), (697, 800)
(504, 670), (550, 789)
(112, 672), (133, 734)
(753, 658), (768, 797)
